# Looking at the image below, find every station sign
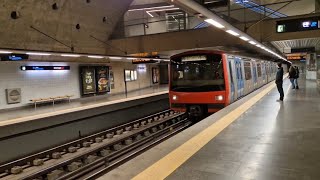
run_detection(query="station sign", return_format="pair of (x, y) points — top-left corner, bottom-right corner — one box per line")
(132, 59), (158, 64)
(286, 53), (306, 61)
(0, 54), (28, 61)
(21, 66), (70, 71)
(276, 17), (320, 33)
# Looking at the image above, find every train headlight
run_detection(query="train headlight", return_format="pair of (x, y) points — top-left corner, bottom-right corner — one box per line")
(172, 95), (178, 101)
(215, 95), (224, 101)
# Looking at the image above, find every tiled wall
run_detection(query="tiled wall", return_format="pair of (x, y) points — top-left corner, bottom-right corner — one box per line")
(0, 61), (160, 110)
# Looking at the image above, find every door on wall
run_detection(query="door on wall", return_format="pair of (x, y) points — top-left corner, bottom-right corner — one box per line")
(159, 64), (169, 84)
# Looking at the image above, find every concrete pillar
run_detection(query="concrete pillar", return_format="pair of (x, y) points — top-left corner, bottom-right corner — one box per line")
(317, 53), (320, 87)
(316, 0), (320, 13)
(306, 53), (317, 80)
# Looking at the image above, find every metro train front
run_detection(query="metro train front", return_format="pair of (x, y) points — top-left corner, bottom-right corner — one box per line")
(169, 51), (229, 117)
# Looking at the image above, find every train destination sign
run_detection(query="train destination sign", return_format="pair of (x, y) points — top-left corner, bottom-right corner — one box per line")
(182, 55), (207, 62)
(21, 66), (70, 71)
(276, 17), (320, 33)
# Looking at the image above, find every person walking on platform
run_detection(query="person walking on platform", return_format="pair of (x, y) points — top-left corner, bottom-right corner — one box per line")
(275, 63), (284, 101)
(289, 66), (296, 89)
(294, 66), (299, 89)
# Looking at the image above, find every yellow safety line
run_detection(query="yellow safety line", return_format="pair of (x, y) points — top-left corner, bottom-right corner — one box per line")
(132, 82), (277, 180)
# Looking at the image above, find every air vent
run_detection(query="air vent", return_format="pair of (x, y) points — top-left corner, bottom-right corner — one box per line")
(6, 88), (21, 104)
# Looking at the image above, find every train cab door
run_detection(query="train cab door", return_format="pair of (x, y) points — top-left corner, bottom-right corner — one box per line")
(235, 57), (244, 98)
(227, 56), (236, 103)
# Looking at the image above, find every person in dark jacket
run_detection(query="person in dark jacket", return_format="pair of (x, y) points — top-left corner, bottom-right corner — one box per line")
(289, 66), (296, 89)
(275, 63), (284, 101)
(294, 66), (299, 89)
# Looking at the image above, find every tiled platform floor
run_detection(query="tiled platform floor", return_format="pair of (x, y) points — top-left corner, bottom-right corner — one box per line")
(167, 78), (320, 180)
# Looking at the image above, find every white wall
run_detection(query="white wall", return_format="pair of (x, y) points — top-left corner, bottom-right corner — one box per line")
(0, 61), (160, 110)
(0, 61), (80, 110)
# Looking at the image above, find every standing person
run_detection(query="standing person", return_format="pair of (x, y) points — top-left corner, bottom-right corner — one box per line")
(294, 66), (299, 89)
(289, 66), (296, 89)
(275, 62), (284, 101)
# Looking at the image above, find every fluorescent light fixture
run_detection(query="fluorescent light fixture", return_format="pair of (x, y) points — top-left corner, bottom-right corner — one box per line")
(126, 57), (136, 60)
(109, 56), (122, 59)
(146, 8), (179, 17)
(146, 11), (154, 17)
(239, 36), (249, 41)
(128, 5), (174, 11)
(205, 19), (225, 28)
(256, 44), (262, 48)
(61, 54), (81, 57)
(26, 52), (51, 56)
(226, 30), (239, 36)
(88, 55), (104, 59)
(249, 41), (256, 45)
(0, 51), (12, 54)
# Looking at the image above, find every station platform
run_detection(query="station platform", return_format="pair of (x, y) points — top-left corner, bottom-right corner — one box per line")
(0, 85), (168, 124)
(100, 77), (320, 180)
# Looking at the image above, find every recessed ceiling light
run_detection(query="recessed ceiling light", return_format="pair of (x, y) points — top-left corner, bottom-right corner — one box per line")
(61, 54), (81, 57)
(249, 41), (256, 45)
(0, 51), (12, 54)
(239, 36), (249, 41)
(226, 30), (239, 36)
(205, 19), (225, 28)
(109, 57), (122, 59)
(88, 55), (104, 59)
(26, 52), (51, 56)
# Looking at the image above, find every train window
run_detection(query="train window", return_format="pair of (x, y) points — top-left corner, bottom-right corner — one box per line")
(244, 62), (252, 80)
(257, 63), (262, 77)
(170, 54), (225, 92)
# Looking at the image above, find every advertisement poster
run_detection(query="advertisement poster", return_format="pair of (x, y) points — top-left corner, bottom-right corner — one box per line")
(152, 68), (159, 84)
(81, 67), (96, 95)
(96, 66), (109, 93)
(125, 70), (131, 82)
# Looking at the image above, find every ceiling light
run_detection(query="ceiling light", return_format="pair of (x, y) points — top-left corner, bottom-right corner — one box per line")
(146, 8), (179, 17)
(249, 41), (256, 45)
(88, 55), (104, 59)
(109, 57), (122, 59)
(128, 5), (174, 11)
(61, 54), (81, 57)
(239, 36), (249, 41)
(126, 57), (136, 60)
(26, 52), (51, 56)
(0, 50), (13, 54)
(256, 44), (262, 48)
(226, 30), (239, 36)
(205, 19), (225, 28)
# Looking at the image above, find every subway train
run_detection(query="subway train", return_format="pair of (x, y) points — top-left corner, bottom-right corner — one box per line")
(169, 50), (285, 117)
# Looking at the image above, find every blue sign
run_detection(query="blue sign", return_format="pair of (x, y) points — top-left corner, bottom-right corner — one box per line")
(21, 66), (70, 71)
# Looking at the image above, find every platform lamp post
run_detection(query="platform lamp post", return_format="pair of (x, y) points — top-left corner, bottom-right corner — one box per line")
(124, 70), (128, 98)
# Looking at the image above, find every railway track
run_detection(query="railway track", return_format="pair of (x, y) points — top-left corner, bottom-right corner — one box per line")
(0, 110), (190, 180)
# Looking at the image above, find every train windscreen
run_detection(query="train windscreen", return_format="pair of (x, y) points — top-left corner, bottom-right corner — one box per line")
(170, 54), (225, 92)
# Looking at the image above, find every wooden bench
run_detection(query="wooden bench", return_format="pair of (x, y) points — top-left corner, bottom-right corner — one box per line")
(30, 95), (73, 109)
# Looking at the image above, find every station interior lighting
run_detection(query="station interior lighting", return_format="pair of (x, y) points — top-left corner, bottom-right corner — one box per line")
(240, 36), (249, 41)
(204, 19), (225, 29)
(249, 41), (257, 45)
(0, 51), (13, 54)
(204, 17), (288, 62)
(88, 55), (104, 59)
(0, 49), (170, 62)
(26, 52), (51, 56)
(61, 54), (81, 57)
(226, 30), (239, 36)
